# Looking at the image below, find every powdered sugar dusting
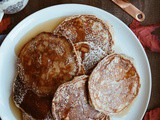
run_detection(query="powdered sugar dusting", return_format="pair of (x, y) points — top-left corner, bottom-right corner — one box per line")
(76, 42), (106, 73)
(13, 75), (27, 106)
(89, 54), (140, 115)
(54, 15), (113, 74)
(52, 75), (109, 120)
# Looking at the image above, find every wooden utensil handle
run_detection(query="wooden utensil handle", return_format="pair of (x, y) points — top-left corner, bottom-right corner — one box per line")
(112, 0), (145, 22)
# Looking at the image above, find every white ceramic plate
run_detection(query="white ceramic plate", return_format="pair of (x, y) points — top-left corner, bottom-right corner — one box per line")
(0, 4), (151, 120)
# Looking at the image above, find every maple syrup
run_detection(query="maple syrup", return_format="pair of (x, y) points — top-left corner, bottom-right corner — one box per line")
(15, 17), (65, 56)
(11, 17), (65, 120)
(9, 93), (22, 120)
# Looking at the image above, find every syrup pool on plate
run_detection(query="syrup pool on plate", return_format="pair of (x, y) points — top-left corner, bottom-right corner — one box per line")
(15, 17), (65, 56)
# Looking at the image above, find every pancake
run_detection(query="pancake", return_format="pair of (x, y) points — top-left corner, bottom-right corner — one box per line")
(88, 54), (140, 115)
(18, 32), (80, 96)
(54, 15), (113, 74)
(13, 75), (53, 120)
(74, 42), (106, 74)
(52, 75), (109, 120)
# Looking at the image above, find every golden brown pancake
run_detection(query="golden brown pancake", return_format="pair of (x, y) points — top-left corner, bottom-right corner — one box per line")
(52, 75), (110, 120)
(88, 54), (140, 115)
(54, 15), (113, 74)
(18, 32), (80, 96)
(13, 75), (53, 120)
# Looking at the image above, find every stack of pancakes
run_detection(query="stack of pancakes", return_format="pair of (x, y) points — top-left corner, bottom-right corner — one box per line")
(13, 15), (140, 120)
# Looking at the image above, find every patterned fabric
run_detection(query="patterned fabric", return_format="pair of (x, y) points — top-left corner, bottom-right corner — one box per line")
(0, 0), (9, 4)
(0, 35), (6, 45)
(3, 1), (24, 14)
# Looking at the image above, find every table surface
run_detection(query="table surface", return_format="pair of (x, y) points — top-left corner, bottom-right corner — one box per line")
(3, 0), (160, 111)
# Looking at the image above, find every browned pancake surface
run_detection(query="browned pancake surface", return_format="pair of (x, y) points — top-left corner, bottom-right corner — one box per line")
(18, 32), (80, 96)
(13, 75), (53, 120)
(54, 15), (113, 74)
(88, 54), (140, 115)
(52, 75), (109, 120)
